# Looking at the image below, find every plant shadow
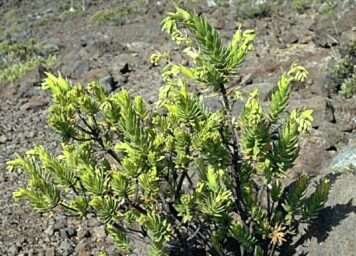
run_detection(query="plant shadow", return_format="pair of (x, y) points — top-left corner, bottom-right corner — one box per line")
(281, 172), (356, 255)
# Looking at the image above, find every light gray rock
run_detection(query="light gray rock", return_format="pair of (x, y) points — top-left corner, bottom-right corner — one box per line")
(296, 143), (356, 255)
(300, 172), (356, 256)
(58, 239), (75, 256)
(329, 144), (356, 172)
(0, 135), (7, 144)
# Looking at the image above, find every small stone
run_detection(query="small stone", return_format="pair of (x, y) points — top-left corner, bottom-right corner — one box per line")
(45, 247), (55, 256)
(54, 215), (67, 231)
(207, 0), (217, 7)
(58, 239), (74, 256)
(99, 74), (118, 93)
(75, 239), (91, 256)
(60, 227), (77, 238)
(283, 31), (299, 45)
(0, 135), (8, 144)
(78, 228), (91, 239)
(240, 73), (254, 86)
(93, 225), (106, 241)
(8, 245), (19, 256)
(24, 131), (36, 139)
(66, 227), (77, 238)
(45, 225), (55, 236)
(126, 41), (151, 52)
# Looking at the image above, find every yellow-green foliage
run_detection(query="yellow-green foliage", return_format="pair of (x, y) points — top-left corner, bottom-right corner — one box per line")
(340, 73), (356, 98)
(8, 7), (330, 256)
(0, 39), (56, 83)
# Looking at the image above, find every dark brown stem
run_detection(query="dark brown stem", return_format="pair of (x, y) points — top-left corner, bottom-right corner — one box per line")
(77, 113), (122, 165)
(218, 83), (247, 221)
(175, 169), (188, 200)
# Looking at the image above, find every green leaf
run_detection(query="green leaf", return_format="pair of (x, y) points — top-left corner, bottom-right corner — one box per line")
(229, 221), (257, 252)
(79, 164), (106, 195)
(197, 189), (232, 219)
(302, 178), (330, 220)
(90, 196), (120, 224)
(106, 224), (132, 253)
(142, 212), (172, 248)
(65, 196), (88, 216)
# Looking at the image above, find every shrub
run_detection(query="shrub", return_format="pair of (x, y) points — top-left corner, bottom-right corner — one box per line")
(327, 41), (356, 97)
(340, 73), (356, 98)
(292, 0), (311, 13)
(0, 39), (56, 83)
(7, 7), (330, 256)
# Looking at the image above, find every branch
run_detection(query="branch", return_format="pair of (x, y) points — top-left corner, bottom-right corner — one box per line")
(218, 83), (248, 221)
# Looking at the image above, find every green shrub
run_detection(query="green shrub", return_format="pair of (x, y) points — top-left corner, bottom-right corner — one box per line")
(328, 41), (356, 97)
(0, 39), (57, 83)
(8, 7), (330, 256)
(340, 73), (356, 98)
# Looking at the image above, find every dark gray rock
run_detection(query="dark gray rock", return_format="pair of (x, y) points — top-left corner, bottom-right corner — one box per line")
(99, 73), (118, 93)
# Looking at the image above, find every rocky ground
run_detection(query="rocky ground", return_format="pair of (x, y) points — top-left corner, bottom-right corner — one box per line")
(0, 0), (355, 255)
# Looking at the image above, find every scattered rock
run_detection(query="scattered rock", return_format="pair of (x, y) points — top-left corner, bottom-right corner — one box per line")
(21, 96), (48, 111)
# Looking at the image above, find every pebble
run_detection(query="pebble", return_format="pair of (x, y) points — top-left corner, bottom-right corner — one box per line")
(0, 135), (8, 144)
